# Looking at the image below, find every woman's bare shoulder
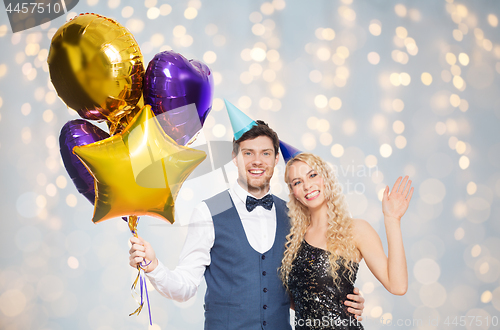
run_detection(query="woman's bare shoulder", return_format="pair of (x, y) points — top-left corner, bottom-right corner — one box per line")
(350, 218), (371, 229)
(350, 218), (376, 240)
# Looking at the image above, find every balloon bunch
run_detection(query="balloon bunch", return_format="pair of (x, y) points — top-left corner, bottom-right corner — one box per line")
(49, 13), (213, 324)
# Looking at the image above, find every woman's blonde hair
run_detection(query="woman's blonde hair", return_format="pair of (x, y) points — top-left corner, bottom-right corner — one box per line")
(279, 152), (359, 288)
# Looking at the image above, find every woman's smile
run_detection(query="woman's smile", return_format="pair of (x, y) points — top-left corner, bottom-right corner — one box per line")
(305, 190), (320, 200)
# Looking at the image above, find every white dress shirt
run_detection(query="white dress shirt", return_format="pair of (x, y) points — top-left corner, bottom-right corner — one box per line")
(145, 181), (277, 302)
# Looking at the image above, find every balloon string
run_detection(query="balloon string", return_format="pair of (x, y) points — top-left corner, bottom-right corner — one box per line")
(125, 216), (153, 325)
(144, 270), (152, 324)
(129, 265), (144, 316)
(141, 258), (153, 325)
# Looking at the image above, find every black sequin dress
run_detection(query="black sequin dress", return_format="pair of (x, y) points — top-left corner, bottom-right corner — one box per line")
(288, 240), (364, 330)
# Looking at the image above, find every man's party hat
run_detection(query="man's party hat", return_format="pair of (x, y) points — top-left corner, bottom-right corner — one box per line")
(224, 99), (257, 140)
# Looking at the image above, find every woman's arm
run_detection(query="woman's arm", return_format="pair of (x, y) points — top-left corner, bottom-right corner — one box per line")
(353, 176), (413, 295)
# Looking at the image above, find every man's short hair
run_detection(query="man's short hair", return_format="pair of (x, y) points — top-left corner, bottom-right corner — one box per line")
(232, 120), (280, 156)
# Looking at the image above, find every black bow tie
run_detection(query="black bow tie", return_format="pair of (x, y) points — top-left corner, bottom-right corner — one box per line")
(246, 195), (274, 212)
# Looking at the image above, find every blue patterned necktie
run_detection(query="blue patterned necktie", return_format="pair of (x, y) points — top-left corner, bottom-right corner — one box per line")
(246, 195), (274, 212)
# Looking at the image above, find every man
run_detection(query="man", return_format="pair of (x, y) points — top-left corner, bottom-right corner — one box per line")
(129, 106), (365, 329)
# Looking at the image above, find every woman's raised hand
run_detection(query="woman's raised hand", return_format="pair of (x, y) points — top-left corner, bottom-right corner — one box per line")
(382, 176), (414, 221)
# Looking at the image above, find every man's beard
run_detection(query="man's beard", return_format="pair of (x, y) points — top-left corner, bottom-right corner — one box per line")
(245, 175), (271, 193)
(238, 174), (271, 191)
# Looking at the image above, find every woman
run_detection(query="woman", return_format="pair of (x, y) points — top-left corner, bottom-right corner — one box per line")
(280, 153), (413, 329)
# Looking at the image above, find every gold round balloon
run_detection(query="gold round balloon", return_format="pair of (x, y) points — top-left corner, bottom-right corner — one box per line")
(48, 13), (145, 123)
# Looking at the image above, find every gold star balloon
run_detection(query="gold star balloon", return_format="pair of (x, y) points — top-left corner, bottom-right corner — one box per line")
(73, 105), (207, 224)
(48, 13), (145, 123)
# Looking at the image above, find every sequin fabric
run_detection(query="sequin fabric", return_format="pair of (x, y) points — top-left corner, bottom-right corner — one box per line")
(288, 240), (364, 330)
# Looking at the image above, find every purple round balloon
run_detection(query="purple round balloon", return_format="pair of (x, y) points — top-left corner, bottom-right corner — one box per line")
(143, 51), (214, 145)
(59, 119), (110, 204)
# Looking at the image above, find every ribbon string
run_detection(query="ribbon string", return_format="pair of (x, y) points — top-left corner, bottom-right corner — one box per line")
(125, 216), (153, 325)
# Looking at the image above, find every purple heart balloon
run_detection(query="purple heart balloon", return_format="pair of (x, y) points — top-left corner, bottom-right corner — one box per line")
(143, 51), (214, 145)
(59, 119), (110, 204)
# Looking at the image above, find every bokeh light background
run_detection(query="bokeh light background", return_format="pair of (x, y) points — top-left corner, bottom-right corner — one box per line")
(1, 0), (500, 329)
